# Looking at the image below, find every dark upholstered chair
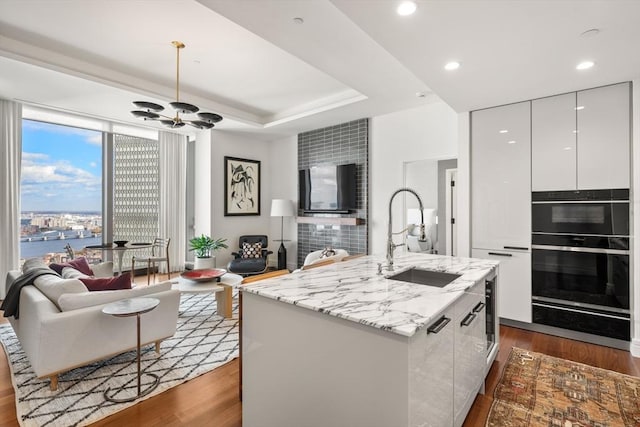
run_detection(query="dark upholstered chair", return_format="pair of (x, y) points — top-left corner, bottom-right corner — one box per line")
(227, 235), (273, 276)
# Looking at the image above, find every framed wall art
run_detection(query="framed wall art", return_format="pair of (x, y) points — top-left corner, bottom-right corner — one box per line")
(224, 156), (261, 216)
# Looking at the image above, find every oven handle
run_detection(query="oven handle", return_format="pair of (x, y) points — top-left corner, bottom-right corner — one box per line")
(531, 244), (629, 255)
(532, 302), (630, 321)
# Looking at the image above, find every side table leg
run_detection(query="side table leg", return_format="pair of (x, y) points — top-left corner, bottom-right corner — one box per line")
(137, 312), (141, 396)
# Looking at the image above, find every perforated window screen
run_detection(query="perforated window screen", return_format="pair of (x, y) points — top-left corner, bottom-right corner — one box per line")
(113, 134), (159, 269)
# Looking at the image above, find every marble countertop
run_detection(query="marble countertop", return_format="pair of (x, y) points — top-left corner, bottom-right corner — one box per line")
(239, 253), (498, 337)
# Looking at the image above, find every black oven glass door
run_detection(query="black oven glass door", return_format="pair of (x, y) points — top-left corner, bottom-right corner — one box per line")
(532, 248), (629, 312)
(532, 202), (629, 236)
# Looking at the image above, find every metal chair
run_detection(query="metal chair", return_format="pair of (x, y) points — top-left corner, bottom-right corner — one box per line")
(227, 235), (273, 276)
(131, 237), (171, 285)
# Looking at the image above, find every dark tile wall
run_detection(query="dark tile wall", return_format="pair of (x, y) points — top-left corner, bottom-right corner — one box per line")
(297, 118), (369, 267)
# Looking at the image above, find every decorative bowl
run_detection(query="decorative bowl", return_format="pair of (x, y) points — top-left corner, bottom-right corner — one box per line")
(181, 268), (227, 282)
(114, 240), (128, 247)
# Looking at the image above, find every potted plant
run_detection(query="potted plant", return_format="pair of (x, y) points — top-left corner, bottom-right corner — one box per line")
(189, 235), (228, 269)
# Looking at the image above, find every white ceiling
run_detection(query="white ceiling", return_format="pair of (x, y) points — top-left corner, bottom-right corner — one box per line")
(0, 0), (638, 139)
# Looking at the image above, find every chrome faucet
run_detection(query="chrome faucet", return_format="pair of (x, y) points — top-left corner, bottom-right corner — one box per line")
(387, 188), (427, 271)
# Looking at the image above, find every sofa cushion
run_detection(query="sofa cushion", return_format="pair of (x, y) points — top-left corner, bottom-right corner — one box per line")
(79, 273), (132, 291)
(49, 257), (93, 276)
(22, 258), (48, 274)
(57, 281), (172, 311)
(61, 261), (113, 279)
(33, 275), (88, 309)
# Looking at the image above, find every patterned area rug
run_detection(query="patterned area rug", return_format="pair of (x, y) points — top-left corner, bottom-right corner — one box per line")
(486, 347), (640, 427)
(0, 293), (239, 427)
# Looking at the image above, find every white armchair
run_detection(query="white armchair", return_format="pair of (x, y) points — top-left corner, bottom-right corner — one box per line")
(303, 248), (350, 267)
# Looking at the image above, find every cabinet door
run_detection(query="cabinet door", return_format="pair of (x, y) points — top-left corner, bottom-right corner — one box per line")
(471, 102), (531, 250)
(409, 312), (454, 427)
(532, 93), (577, 191)
(453, 292), (486, 427)
(472, 249), (531, 323)
(577, 83), (631, 190)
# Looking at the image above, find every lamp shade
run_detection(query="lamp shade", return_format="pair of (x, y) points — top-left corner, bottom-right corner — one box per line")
(270, 199), (294, 217)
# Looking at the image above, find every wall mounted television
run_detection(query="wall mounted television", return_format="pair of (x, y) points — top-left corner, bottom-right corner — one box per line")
(299, 163), (357, 213)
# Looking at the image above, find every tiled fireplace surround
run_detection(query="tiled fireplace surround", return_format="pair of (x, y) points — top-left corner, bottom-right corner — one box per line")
(296, 118), (369, 267)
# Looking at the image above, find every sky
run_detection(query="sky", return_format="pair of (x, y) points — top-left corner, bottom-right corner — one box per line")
(21, 120), (102, 212)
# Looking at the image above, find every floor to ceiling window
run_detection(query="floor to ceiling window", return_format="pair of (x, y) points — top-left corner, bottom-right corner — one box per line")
(20, 119), (103, 264)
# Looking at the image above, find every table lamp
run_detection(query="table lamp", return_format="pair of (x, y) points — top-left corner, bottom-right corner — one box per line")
(271, 199), (295, 270)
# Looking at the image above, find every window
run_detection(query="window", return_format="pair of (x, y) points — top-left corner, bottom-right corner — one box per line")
(20, 120), (103, 264)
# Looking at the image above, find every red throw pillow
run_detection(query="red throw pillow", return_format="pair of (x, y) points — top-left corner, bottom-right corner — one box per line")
(49, 257), (94, 276)
(79, 273), (132, 291)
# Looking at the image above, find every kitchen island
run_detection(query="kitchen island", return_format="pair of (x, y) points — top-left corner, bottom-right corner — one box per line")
(240, 253), (499, 427)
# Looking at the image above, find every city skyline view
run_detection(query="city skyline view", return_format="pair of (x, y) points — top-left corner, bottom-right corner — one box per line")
(21, 120), (102, 212)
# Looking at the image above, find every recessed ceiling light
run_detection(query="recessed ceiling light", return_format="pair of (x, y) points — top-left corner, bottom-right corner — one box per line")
(499, 129), (508, 134)
(507, 140), (516, 144)
(575, 106), (585, 110)
(397, 1), (417, 16)
(564, 146), (572, 150)
(576, 61), (595, 70)
(573, 130), (579, 133)
(293, 17), (304, 24)
(444, 61), (460, 71)
(416, 92), (426, 98)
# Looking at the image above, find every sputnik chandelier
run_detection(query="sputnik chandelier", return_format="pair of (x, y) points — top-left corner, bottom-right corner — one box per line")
(130, 41), (223, 129)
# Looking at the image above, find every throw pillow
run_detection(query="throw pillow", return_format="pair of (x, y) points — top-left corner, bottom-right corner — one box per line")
(241, 242), (262, 259)
(79, 272), (132, 291)
(22, 258), (48, 274)
(33, 276), (88, 309)
(320, 247), (336, 258)
(49, 257), (94, 276)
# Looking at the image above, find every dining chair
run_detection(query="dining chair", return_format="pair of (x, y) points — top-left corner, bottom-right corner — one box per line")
(131, 237), (171, 286)
(239, 269), (290, 401)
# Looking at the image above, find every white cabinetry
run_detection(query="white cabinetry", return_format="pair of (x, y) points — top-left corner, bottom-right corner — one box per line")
(471, 101), (531, 251)
(472, 249), (531, 323)
(531, 82), (630, 191)
(453, 281), (487, 427)
(577, 83), (631, 189)
(410, 311), (454, 427)
(532, 93), (577, 191)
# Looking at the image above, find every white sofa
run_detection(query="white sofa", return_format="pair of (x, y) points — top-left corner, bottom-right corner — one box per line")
(4, 261), (180, 390)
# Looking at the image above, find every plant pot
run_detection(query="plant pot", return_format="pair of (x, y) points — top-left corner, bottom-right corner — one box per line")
(194, 256), (216, 270)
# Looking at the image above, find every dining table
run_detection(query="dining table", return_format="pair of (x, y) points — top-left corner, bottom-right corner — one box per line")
(84, 242), (153, 275)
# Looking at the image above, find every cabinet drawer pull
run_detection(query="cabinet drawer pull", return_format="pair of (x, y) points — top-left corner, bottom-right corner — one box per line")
(503, 246), (528, 251)
(427, 316), (451, 334)
(472, 302), (486, 313)
(460, 312), (477, 327)
(488, 252), (512, 257)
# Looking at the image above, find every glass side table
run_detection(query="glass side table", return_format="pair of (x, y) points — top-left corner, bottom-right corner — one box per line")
(102, 297), (160, 403)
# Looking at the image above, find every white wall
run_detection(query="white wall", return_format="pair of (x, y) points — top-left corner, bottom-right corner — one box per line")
(370, 101), (459, 257)
(195, 131), (274, 269)
(194, 131), (212, 238)
(268, 136), (298, 271)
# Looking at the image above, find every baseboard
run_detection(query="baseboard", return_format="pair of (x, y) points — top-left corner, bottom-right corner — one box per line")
(631, 338), (640, 358)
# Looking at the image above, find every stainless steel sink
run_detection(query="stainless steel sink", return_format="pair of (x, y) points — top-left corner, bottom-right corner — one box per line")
(386, 268), (461, 288)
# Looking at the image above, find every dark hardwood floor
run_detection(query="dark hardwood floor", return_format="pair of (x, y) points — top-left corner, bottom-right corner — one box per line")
(1, 284), (639, 426)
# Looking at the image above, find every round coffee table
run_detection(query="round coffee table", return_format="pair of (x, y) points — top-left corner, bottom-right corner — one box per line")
(102, 297), (160, 403)
(173, 272), (242, 318)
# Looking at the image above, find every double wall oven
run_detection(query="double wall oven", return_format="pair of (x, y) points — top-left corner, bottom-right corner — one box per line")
(531, 189), (630, 341)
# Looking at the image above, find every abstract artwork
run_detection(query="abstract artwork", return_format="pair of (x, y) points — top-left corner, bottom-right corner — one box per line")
(224, 156), (260, 216)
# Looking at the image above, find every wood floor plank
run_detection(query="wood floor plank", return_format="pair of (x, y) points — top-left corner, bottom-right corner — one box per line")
(2, 292), (639, 427)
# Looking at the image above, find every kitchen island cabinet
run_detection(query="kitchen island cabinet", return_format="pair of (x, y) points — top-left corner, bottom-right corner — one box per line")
(239, 253), (498, 427)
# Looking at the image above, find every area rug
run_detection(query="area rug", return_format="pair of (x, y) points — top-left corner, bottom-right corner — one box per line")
(0, 293), (239, 427)
(486, 347), (640, 427)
